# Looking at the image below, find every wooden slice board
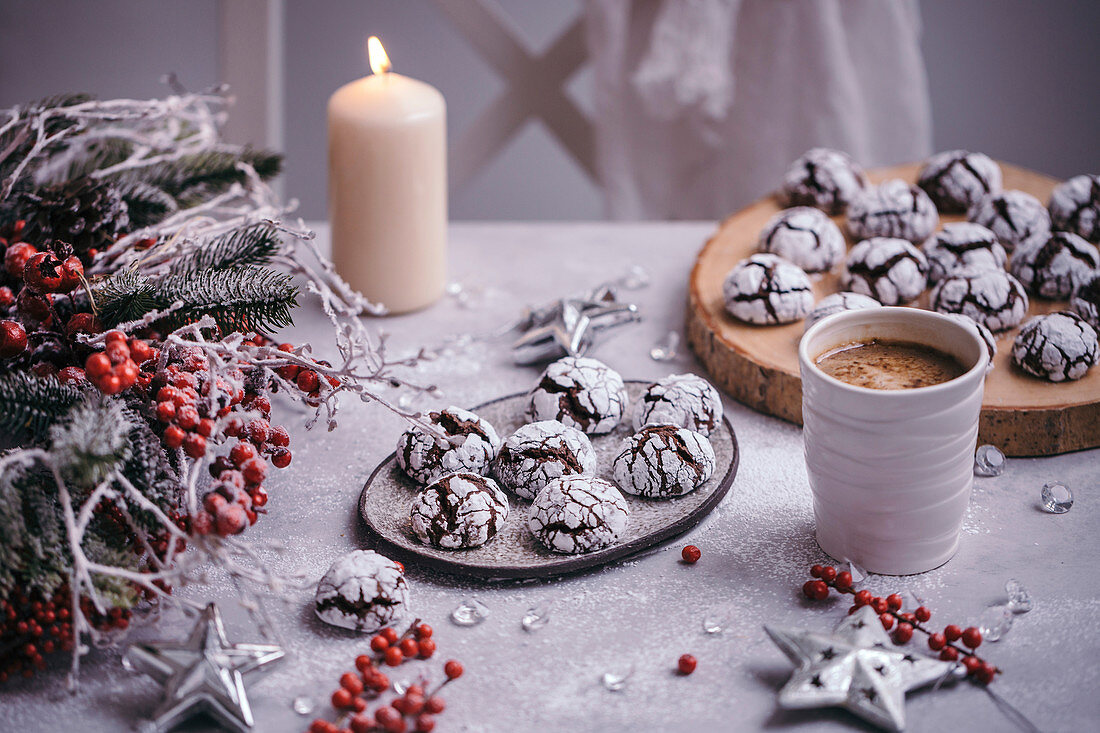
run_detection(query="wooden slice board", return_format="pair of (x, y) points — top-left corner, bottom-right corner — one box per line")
(359, 382), (739, 580)
(687, 162), (1100, 457)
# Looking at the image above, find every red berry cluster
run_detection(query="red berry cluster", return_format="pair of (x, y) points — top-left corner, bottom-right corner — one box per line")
(802, 565), (999, 684)
(309, 621), (462, 733)
(84, 330), (149, 394)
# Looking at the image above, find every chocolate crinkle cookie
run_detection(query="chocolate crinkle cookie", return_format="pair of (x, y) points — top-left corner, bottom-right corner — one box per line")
(943, 313), (997, 373)
(968, 190), (1051, 252)
(842, 237), (929, 305)
(757, 206), (846, 273)
(846, 179), (939, 243)
(1048, 173), (1100, 243)
(528, 475), (629, 554)
(803, 292), (882, 332)
(1009, 231), (1100, 300)
(528, 356), (628, 434)
(1070, 272), (1100, 329)
(1012, 311), (1099, 382)
(921, 222), (1007, 283)
(780, 147), (868, 215)
(722, 253), (813, 325)
(917, 150), (1003, 213)
(314, 550), (409, 632)
(931, 266), (1029, 332)
(410, 472), (509, 549)
(612, 425), (716, 499)
(632, 373), (723, 436)
(396, 406), (501, 485)
(493, 420), (596, 500)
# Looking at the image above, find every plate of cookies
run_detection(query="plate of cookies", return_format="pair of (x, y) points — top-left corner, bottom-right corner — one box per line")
(358, 358), (738, 579)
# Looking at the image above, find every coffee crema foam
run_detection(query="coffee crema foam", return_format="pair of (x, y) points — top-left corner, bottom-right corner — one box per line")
(814, 339), (966, 390)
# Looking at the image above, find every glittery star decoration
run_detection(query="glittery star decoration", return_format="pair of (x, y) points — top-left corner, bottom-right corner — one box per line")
(511, 285), (640, 364)
(123, 603), (284, 732)
(764, 605), (961, 732)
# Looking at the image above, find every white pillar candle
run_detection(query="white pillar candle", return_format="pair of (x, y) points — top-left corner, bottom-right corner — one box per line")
(328, 36), (447, 314)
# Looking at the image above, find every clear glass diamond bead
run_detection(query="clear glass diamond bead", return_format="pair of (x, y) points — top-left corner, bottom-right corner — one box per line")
(522, 602), (551, 632)
(601, 665), (634, 691)
(702, 607), (731, 635)
(649, 331), (679, 362)
(1040, 482), (1073, 514)
(292, 696), (315, 715)
(974, 444), (1006, 477)
(978, 606), (1014, 642)
(450, 598), (490, 626)
(1005, 579), (1033, 614)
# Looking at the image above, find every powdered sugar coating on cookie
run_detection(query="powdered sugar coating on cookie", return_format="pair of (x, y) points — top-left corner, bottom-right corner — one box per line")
(780, 148), (868, 215)
(314, 550), (409, 632)
(612, 425), (716, 499)
(842, 237), (929, 305)
(396, 406), (501, 485)
(1048, 173), (1100, 243)
(410, 472), (509, 549)
(803, 292), (882, 332)
(1012, 311), (1099, 382)
(722, 253), (813, 325)
(968, 190), (1051, 252)
(632, 373), (723, 436)
(1010, 231), (1100, 300)
(493, 420), (596, 500)
(528, 356), (628, 435)
(846, 179), (939, 243)
(758, 206), (846, 272)
(918, 150), (1002, 213)
(943, 313), (998, 373)
(922, 222), (1007, 283)
(1070, 272), (1100, 329)
(931, 266), (1029, 332)
(528, 475), (629, 554)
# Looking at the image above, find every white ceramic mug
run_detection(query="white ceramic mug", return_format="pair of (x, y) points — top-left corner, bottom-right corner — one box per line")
(798, 307), (990, 575)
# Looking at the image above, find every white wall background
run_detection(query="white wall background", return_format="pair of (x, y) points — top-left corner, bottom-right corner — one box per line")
(2, 0), (1098, 221)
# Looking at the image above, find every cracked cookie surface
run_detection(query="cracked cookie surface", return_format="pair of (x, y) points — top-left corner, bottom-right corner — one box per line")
(842, 237), (929, 305)
(931, 266), (1029, 332)
(917, 150), (1002, 213)
(722, 253), (813, 325)
(968, 190), (1051, 252)
(493, 420), (596, 500)
(314, 550), (409, 632)
(780, 147), (868, 215)
(410, 472), (509, 549)
(1012, 311), (1099, 382)
(1048, 173), (1100, 244)
(846, 179), (938, 243)
(528, 356), (627, 434)
(921, 222), (1006, 283)
(632, 373), (723, 436)
(1070, 272), (1100, 329)
(803, 291), (882, 332)
(1010, 231), (1099, 300)
(612, 425), (716, 499)
(757, 206), (846, 273)
(395, 406), (501, 485)
(527, 475), (629, 554)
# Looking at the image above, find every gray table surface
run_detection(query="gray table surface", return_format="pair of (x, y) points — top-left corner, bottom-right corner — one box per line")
(3, 222), (1098, 732)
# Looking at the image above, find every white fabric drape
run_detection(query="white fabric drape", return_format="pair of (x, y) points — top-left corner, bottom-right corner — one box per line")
(585, 0), (932, 219)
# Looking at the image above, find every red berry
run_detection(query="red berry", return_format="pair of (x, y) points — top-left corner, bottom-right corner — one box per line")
(927, 633), (946, 651)
(810, 564), (824, 578)
(853, 590), (873, 607)
(961, 627), (982, 648)
(893, 622), (914, 644)
(681, 545), (701, 564)
(417, 639), (436, 658)
(271, 447), (292, 468)
(871, 598), (889, 614)
(384, 647), (403, 666)
(331, 687), (354, 709)
(230, 441), (257, 466)
(246, 419), (269, 444)
(939, 647), (959, 661)
(105, 340), (130, 364)
(310, 720), (335, 733)
(424, 697), (445, 714)
(163, 425), (186, 449)
(191, 511), (214, 535)
(886, 594), (903, 611)
(5, 242), (36, 277)
(443, 660), (463, 679)
(399, 637), (419, 657)
(944, 624), (962, 642)
(370, 635), (390, 652)
(0, 285), (13, 307)
(129, 338), (154, 363)
(414, 714), (435, 733)
(0, 320), (28, 358)
(834, 571), (853, 590)
(355, 654), (374, 672)
(176, 405), (199, 430)
(976, 662), (996, 685)
(350, 713), (374, 733)
(914, 606), (931, 623)
(65, 312), (101, 338)
(183, 432), (207, 458)
(677, 654), (697, 675)
(241, 458), (266, 485)
(104, 330), (127, 344)
(381, 628), (399, 644)
(879, 613), (894, 630)
(341, 671), (364, 695)
(415, 623), (433, 639)
(215, 504), (248, 536)
(155, 401), (176, 422)
(197, 418), (215, 437)
(820, 566), (837, 582)
(802, 580), (829, 600)
(405, 684), (424, 698)
(297, 370), (321, 392)
(22, 252), (65, 293)
(962, 656), (982, 675)
(250, 487), (268, 507)
(374, 705), (401, 727)
(58, 368), (85, 388)
(60, 256), (84, 290)
(366, 672), (389, 692)
(269, 425), (290, 447)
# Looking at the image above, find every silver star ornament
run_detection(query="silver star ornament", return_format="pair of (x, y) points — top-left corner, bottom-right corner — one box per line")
(123, 603), (284, 732)
(764, 605), (962, 732)
(511, 285), (640, 364)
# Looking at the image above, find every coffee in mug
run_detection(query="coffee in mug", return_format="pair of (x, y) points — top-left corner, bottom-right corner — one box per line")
(814, 339), (966, 390)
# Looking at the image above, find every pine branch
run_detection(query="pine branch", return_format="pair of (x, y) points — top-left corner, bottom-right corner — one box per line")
(0, 372), (82, 443)
(154, 266), (298, 333)
(49, 395), (132, 488)
(92, 269), (157, 327)
(111, 147), (282, 202)
(177, 223), (281, 274)
(113, 180), (178, 228)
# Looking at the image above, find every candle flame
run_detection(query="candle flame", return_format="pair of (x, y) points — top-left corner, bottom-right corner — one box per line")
(368, 36), (391, 75)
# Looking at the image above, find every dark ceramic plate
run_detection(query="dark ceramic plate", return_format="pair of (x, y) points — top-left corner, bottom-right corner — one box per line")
(358, 381), (739, 580)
